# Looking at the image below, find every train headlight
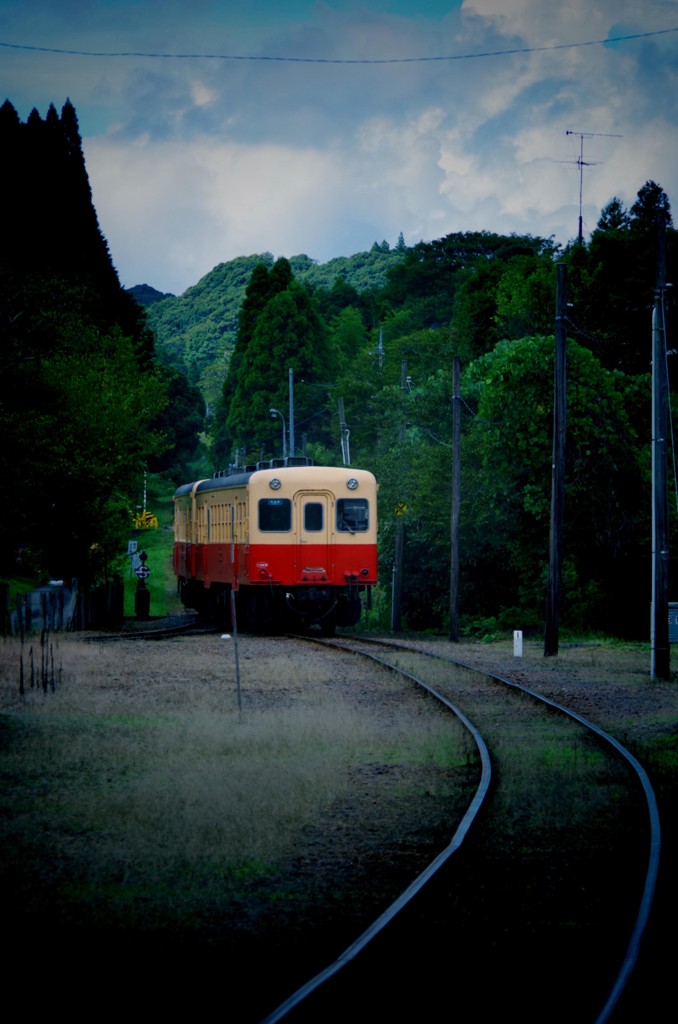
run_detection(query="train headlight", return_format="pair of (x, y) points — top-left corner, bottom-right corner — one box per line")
(346, 477), (359, 490)
(269, 478), (281, 490)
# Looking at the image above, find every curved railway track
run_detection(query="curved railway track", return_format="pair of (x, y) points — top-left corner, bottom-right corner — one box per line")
(261, 633), (661, 1024)
(83, 619), (215, 641)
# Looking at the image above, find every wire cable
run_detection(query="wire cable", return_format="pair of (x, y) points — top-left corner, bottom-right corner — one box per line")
(0, 26), (676, 64)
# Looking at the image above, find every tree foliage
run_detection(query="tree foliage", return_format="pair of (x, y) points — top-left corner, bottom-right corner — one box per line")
(7, 102), (672, 643)
(0, 274), (167, 580)
(461, 337), (649, 632)
(224, 269), (336, 461)
(0, 99), (199, 583)
(203, 181), (675, 637)
(564, 181), (676, 375)
(143, 244), (405, 405)
(383, 231), (555, 330)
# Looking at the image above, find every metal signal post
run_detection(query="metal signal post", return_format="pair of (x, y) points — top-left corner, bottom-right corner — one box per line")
(564, 130), (622, 244)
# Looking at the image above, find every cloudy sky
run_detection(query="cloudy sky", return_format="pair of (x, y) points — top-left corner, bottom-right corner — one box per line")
(2, 1), (677, 294)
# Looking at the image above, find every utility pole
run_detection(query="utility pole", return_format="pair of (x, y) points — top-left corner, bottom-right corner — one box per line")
(269, 408), (287, 460)
(338, 397), (350, 465)
(545, 263), (568, 656)
(376, 329), (384, 368)
(391, 360), (408, 632)
(651, 211), (670, 679)
(288, 367), (295, 458)
(449, 356), (461, 641)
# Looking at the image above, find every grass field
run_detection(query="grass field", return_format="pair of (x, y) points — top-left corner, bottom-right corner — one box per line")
(0, 634), (464, 941)
(123, 501), (180, 618)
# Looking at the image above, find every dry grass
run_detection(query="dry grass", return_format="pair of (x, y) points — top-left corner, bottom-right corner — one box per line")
(373, 643), (672, 842)
(0, 634), (464, 933)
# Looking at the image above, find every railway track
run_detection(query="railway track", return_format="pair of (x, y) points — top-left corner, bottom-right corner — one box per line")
(83, 617), (216, 641)
(261, 633), (661, 1024)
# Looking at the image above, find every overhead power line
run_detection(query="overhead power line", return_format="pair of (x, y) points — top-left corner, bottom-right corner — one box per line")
(0, 26), (676, 64)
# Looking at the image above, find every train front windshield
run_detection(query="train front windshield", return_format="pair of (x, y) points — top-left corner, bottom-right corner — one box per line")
(257, 496), (370, 534)
(259, 498), (292, 531)
(336, 498), (369, 532)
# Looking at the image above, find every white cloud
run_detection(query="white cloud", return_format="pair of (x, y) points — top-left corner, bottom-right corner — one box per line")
(189, 79), (219, 108)
(461, 0), (650, 38)
(86, 134), (360, 291)
(6, 0), (674, 291)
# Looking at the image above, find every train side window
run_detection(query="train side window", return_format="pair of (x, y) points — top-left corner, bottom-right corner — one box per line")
(259, 498), (292, 532)
(304, 502), (324, 532)
(337, 498), (369, 533)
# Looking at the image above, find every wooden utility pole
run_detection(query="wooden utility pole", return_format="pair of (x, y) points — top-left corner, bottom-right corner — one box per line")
(391, 360), (407, 632)
(544, 263), (568, 656)
(651, 211), (670, 680)
(449, 356), (461, 641)
(288, 367), (295, 458)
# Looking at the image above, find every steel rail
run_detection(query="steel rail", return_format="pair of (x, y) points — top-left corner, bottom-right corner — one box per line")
(260, 637), (492, 1024)
(83, 622), (215, 642)
(347, 635), (662, 1024)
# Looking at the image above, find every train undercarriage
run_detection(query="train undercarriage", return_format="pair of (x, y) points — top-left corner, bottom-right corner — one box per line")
(179, 578), (366, 635)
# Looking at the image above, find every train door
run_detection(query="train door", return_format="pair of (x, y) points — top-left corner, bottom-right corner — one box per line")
(294, 490), (331, 583)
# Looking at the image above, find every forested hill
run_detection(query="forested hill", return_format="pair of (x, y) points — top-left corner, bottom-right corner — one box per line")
(206, 192), (676, 638)
(132, 243), (407, 406)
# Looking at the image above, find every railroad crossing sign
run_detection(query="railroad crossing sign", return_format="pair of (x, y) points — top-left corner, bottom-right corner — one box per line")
(394, 502), (408, 516)
(134, 510), (159, 529)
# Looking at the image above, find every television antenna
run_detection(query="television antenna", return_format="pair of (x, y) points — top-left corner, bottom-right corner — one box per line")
(563, 130), (622, 243)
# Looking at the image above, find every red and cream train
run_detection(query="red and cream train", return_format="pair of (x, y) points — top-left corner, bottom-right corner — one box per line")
(173, 458), (378, 632)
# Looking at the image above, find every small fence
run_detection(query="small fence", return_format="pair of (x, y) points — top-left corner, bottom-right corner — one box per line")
(0, 577), (124, 636)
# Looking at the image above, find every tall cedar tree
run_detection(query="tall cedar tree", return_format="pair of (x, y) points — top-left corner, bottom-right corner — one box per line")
(225, 269), (335, 459)
(213, 259), (291, 464)
(565, 180), (675, 375)
(0, 100), (169, 580)
(0, 98), (154, 365)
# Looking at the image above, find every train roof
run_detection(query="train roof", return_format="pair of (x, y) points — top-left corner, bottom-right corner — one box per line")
(174, 458), (376, 498)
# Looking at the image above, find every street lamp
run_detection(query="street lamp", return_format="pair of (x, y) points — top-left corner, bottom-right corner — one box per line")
(269, 408), (287, 460)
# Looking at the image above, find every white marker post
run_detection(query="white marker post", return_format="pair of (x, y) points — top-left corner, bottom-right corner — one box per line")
(513, 630), (523, 658)
(222, 590), (242, 718)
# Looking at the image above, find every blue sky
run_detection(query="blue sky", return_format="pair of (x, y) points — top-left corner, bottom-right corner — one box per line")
(1, 1), (677, 294)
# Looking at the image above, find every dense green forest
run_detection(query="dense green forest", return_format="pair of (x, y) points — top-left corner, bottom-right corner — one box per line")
(0, 99), (203, 585)
(200, 187), (675, 638)
(136, 242), (406, 410)
(2, 96), (675, 639)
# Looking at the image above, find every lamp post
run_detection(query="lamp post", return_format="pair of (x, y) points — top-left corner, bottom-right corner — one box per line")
(270, 408), (287, 460)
